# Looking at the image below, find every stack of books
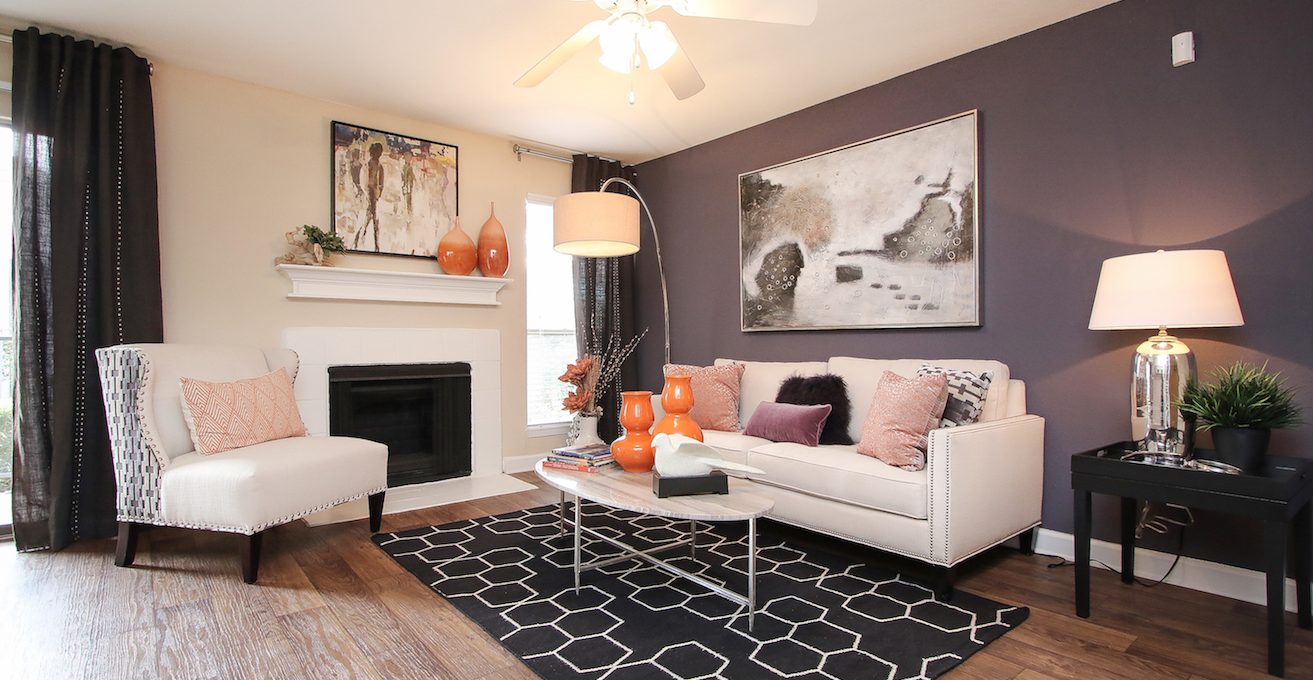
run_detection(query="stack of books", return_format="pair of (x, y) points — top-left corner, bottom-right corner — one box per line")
(543, 443), (616, 473)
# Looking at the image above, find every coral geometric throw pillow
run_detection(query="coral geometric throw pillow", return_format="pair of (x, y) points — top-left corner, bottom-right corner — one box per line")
(179, 368), (308, 455)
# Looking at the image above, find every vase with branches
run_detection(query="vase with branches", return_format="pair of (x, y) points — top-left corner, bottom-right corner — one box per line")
(559, 326), (646, 445)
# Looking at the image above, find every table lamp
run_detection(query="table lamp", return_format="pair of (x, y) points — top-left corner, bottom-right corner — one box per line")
(553, 177), (671, 365)
(1088, 249), (1244, 464)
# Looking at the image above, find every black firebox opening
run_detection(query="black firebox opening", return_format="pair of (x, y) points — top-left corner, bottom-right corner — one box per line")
(328, 362), (472, 488)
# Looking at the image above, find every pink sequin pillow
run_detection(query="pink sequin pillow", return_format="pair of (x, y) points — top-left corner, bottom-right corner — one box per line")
(664, 362), (746, 431)
(179, 368), (308, 455)
(857, 371), (949, 471)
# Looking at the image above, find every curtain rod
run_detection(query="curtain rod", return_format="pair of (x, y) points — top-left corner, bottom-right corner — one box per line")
(512, 143), (629, 167)
(0, 31), (155, 75)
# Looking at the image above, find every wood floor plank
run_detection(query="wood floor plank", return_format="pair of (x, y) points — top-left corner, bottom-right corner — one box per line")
(278, 605), (384, 680)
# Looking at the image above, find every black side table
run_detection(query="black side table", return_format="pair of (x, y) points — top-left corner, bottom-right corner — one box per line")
(1071, 442), (1312, 677)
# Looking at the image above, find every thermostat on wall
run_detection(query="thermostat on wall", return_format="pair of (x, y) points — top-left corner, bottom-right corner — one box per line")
(1172, 31), (1195, 67)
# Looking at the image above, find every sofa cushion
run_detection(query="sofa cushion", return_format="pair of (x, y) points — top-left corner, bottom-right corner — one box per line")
(746, 442), (928, 519)
(664, 362), (745, 431)
(701, 430), (772, 475)
(857, 371), (949, 471)
(743, 401), (832, 447)
(714, 358), (828, 426)
(775, 374), (854, 445)
(827, 357), (1011, 442)
(917, 364), (992, 428)
(160, 435), (387, 532)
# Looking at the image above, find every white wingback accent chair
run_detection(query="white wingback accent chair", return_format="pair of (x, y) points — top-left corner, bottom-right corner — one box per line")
(95, 344), (388, 583)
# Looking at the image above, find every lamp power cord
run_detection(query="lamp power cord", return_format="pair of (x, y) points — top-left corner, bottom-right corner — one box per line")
(1045, 501), (1194, 588)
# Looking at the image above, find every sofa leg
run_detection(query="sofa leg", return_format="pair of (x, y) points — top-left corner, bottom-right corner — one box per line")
(1019, 527), (1037, 555)
(934, 566), (956, 601)
(241, 531), (264, 584)
(368, 491), (386, 533)
(115, 522), (141, 567)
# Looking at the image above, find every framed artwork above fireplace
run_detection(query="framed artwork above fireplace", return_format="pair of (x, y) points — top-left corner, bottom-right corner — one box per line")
(738, 110), (979, 331)
(331, 120), (459, 258)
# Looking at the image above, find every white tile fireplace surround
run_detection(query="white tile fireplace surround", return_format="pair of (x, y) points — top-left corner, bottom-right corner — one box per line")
(283, 326), (534, 525)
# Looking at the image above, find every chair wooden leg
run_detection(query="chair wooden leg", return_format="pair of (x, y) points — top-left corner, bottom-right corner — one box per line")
(115, 522), (141, 567)
(368, 491), (386, 533)
(1019, 527), (1037, 555)
(241, 531), (264, 584)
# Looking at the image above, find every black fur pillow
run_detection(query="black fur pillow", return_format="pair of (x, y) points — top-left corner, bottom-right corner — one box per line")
(775, 374), (853, 445)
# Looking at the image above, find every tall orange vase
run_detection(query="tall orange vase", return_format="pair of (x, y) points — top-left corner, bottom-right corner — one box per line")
(436, 218), (477, 275)
(652, 374), (704, 442)
(612, 391), (655, 472)
(476, 202), (510, 278)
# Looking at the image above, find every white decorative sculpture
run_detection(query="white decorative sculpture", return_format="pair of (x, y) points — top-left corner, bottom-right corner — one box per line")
(652, 433), (764, 478)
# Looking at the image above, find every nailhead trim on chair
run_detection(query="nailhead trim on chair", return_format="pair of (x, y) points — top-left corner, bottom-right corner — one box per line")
(122, 485), (388, 535)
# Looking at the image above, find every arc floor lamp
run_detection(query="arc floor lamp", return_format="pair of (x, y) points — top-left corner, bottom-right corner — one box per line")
(552, 177), (671, 365)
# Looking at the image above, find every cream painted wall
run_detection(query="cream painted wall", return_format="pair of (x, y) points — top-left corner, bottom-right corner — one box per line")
(151, 62), (573, 459)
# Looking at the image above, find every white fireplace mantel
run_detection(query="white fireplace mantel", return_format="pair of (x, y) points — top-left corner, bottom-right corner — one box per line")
(276, 263), (511, 306)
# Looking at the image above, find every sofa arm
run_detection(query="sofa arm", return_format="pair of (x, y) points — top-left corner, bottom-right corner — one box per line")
(926, 414), (1045, 565)
(95, 347), (167, 524)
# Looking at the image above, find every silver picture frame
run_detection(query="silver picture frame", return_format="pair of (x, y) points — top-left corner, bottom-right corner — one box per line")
(738, 110), (980, 331)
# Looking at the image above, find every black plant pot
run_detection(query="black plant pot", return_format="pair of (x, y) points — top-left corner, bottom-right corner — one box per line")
(1210, 427), (1271, 472)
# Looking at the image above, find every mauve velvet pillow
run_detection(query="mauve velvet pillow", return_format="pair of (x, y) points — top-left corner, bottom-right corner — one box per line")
(743, 401), (833, 447)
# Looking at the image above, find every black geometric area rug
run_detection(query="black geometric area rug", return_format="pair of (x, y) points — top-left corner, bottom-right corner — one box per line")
(374, 503), (1027, 680)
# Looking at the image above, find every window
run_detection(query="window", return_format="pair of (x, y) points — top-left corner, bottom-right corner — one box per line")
(1, 125), (13, 539)
(525, 196), (577, 429)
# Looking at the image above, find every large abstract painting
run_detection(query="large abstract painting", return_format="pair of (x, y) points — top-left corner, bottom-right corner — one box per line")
(739, 111), (979, 331)
(332, 121), (458, 257)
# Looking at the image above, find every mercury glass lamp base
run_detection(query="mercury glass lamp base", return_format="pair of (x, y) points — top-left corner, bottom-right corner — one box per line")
(1131, 331), (1197, 457)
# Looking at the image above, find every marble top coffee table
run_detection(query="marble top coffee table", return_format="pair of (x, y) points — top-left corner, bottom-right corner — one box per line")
(535, 459), (775, 631)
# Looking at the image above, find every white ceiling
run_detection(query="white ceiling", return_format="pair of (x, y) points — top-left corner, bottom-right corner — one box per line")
(0, 0), (1114, 163)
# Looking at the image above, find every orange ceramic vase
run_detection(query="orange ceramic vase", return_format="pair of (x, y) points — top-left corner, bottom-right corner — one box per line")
(436, 218), (476, 275)
(477, 202), (510, 278)
(652, 374), (704, 442)
(612, 391), (656, 472)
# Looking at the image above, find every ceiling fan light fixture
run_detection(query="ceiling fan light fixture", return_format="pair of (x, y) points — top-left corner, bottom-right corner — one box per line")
(597, 18), (639, 73)
(638, 21), (677, 69)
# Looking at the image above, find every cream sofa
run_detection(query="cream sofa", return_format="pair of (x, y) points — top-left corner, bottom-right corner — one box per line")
(654, 357), (1044, 596)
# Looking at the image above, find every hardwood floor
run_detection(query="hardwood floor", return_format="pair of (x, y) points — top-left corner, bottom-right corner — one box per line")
(1, 472), (1308, 679)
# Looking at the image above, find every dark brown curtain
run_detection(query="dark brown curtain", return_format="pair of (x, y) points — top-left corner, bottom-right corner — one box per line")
(571, 155), (638, 441)
(11, 28), (164, 551)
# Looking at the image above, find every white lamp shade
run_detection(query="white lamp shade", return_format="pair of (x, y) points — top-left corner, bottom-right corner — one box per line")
(1089, 249), (1244, 330)
(553, 191), (641, 257)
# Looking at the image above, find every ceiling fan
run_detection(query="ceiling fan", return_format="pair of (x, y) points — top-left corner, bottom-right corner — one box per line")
(515, 0), (819, 101)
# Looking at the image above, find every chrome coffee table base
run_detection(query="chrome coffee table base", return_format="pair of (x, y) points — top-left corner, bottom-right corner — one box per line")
(558, 491), (761, 631)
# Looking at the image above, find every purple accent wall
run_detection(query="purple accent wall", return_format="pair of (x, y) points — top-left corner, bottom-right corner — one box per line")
(631, 0), (1313, 570)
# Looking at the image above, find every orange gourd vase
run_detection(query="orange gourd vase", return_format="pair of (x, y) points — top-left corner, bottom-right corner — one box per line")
(436, 218), (477, 275)
(612, 391), (656, 472)
(477, 202), (510, 278)
(652, 374), (704, 442)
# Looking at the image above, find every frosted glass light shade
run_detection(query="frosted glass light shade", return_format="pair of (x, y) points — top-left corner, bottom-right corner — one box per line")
(1088, 249), (1244, 330)
(553, 191), (641, 257)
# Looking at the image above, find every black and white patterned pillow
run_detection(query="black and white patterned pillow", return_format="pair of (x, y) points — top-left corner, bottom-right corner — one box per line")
(917, 364), (992, 428)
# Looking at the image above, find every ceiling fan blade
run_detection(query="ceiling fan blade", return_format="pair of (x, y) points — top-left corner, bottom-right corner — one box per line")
(514, 19), (609, 88)
(668, 0), (818, 25)
(658, 42), (705, 100)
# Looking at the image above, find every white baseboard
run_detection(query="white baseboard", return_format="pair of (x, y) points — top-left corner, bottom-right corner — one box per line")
(503, 453), (545, 474)
(1034, 528), (1301, 613)
(303, 474), (536, 526)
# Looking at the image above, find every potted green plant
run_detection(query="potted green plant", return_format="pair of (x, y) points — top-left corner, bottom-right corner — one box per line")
(275, 224), (346, 266)
(1178, 361), (1303, 471)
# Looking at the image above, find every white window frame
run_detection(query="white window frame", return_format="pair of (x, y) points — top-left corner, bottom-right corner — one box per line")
(524, 193), (576, 434)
